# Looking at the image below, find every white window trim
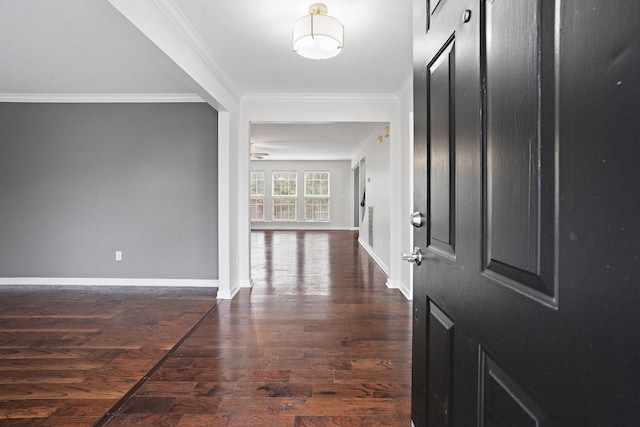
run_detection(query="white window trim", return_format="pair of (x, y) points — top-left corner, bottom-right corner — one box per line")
(250, 171), (265, 222)
(304, 171), (331, 222)
(272, 171), (297, 221)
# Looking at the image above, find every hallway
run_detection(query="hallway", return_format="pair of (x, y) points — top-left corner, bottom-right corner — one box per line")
(109, 230), (412, 425)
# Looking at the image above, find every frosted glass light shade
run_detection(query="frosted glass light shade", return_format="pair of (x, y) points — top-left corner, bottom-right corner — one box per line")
(293, 10), (344, 60)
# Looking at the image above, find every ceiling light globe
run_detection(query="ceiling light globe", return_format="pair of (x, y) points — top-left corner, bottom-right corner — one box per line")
(292, 6), (344, 60)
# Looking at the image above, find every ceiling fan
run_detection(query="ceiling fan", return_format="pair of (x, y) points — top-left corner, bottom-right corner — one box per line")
(250, 152), (269, 160)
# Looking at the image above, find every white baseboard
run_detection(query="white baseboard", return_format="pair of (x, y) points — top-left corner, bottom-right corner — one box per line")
(358, 238), (389, 276)
(386, 279), (400, 289)
(251, 224), (359, 231)
(217, 282), (240, 299)
(399, 282), (412, 300)
(0, 277), (218, 288)
(215, 278), (252, 300)
(386, 279), (413, 301)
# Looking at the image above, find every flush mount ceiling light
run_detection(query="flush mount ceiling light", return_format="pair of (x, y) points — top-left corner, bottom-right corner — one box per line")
(293, 3), (344, 60)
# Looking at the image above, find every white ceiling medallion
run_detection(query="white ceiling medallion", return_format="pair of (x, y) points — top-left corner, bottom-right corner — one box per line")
(292, 3), (344, 60)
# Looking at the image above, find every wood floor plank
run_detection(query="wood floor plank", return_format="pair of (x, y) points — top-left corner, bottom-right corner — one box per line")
(135, 381), (198, 397)
(178, 413), (296, 427)
(0, 349), (97, 360)
(107, 413), (184, 426)
(0, 400), (60, 419)
(0, 371), (86, 385)
(0, 359), (106, 371)
(0, 383), (131, 400)
(232, 383), (314, 398)
(312, 383), (412, 399)
(294, 415), (405, 427)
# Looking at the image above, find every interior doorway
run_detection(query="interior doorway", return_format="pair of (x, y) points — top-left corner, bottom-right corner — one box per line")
(353, 165), (360, 228)
(247, 121), (387, 286)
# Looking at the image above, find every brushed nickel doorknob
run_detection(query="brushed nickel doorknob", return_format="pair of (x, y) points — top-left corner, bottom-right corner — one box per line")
(402, 247), (423, 265)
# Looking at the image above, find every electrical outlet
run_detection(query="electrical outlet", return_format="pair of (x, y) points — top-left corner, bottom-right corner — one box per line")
(115, 251), (122, 261)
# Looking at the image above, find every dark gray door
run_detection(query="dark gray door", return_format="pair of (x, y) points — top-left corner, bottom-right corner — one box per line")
(411, 0), (640, 425)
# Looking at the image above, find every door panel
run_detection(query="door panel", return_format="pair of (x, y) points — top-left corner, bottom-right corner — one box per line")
(427, 301), (454, 427)
(412, 0), (640, 425)
(429, 39), (456, 257)
(483, 0), (557, 301)
(485, 0), (540, 273)
(479, 350), (547, 427)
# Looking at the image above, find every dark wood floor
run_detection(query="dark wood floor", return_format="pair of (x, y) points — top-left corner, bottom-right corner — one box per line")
(0, 286), (217, 426)
(1, 230), (412, 426)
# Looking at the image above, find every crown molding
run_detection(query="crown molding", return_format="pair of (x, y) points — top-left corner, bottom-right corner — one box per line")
(0, 93), (205, 103)
(151, 0), (242, 101)
(241, 92), (401, 104)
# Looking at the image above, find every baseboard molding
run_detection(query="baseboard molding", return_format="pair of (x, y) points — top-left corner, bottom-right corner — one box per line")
(0, 278), (218, 288)
(216, 282), (239, 299)
(251, 224), (359, 231)
(386, 279), (413, 301)
(216, 278), (252, 300)
(399, 283), (412, 300)
(358, 238), (389, 276)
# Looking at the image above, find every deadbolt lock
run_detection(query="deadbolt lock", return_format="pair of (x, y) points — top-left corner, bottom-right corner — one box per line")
(410, 211), (424, 228)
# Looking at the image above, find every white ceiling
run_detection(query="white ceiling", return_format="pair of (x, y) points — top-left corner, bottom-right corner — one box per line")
(173, 0), (413, 95)
(251, 122), (383, 161)
(0, 0), (412, 160)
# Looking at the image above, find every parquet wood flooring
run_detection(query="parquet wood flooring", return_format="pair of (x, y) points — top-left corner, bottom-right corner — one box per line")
(0, 286), (216, 426)
(106, 231), (412, 426)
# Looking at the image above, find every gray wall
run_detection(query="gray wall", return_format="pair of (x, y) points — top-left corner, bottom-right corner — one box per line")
(0, 103), (218, 279)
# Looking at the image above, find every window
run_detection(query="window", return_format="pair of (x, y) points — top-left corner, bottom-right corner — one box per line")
(272, 171), (297, 220)
(250, 171), (265, 221)
(304, 171), (330, 221)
